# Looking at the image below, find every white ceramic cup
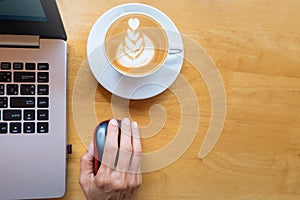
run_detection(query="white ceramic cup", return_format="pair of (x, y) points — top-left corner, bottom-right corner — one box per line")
(103, 11), (182, 78)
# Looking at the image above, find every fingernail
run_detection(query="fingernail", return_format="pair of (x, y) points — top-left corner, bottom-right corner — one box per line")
(123, 118), (130, 125)
(132, 121), (138, 128)
(110, 119), (118, 126)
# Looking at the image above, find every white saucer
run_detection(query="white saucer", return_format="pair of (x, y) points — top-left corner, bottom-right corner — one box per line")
(87, 3), (184, 100)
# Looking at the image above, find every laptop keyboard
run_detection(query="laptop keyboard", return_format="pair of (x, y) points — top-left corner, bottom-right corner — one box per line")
(0, 62), (49, 134)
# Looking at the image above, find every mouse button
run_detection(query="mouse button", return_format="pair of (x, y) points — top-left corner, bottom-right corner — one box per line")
(95, 127), (106, 148)
(95, 124), (107, 162)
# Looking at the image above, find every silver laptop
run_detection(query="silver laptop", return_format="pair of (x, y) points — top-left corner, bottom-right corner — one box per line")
(0, 0), (67, 199)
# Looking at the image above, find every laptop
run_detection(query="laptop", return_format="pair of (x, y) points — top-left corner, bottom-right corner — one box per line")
(0, 0), (67, 199)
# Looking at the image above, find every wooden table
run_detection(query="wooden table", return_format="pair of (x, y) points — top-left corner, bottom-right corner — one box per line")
(55, 0), (300, 199)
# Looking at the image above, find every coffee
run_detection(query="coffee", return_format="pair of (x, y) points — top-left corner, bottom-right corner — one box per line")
(105, 13), (168, 76)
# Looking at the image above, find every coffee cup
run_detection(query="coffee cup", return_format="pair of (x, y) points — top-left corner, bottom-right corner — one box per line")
(104, 12), (181, 77)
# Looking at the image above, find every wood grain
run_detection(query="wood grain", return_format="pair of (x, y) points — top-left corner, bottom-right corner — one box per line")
(53, 0), (300, 199)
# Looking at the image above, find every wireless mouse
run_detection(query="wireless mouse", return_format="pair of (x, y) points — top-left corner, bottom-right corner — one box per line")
(93, 119), (121, 174)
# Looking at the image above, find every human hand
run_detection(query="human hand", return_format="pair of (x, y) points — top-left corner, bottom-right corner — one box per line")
(79, 118), (142, 200)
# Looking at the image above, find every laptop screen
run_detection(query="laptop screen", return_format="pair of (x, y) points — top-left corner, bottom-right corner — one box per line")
(0, 0), (47, 22)
(0, 0), (66, 40)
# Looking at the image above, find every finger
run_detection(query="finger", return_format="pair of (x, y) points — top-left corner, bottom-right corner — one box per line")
(116, 118), (132, 172)
(79, 142), (94, 186)
(132, 122), (142, 153)
(100, 119), (119, 170)
(80, 142), (94, 175)
(129, 121), (142, 173)
(121, 173), (142, 199)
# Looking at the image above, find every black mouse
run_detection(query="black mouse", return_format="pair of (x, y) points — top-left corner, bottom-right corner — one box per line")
(93, 119), (121, 174)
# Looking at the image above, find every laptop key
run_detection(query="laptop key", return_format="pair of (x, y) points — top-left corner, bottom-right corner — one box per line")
(37, 63), (49, 70)
(1, 62), (11, 70)
(3, 110), (22, 121)
(37, 110), (48, 120)
(24, 110), (35, 120)
(13, 62), (24, 70)
(38, 97), (49, 108)
(23, 122), (35, 134)
(37, 122), (48, 133)
(0, 123), (8, 134)
(7, 84), (18, 95)
(37, 85), (49, 95)
(21, 84), (35, 95)
(10, 122), (21, 134)
(14, 72), (35, 82)
(25, 63), (36, 70)
(37, 72), (49, 83)
(0, 84), (4, 95)
(0, 97), (8, 108)
(10, 97), (35, 108)
(0, 72), (12, 82)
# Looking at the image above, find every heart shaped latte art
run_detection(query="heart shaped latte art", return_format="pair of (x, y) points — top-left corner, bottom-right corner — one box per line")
(128, 18), (140, 31)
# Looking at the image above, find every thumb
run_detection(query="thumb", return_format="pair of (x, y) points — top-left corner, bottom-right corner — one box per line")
(79, 142), (95, 186)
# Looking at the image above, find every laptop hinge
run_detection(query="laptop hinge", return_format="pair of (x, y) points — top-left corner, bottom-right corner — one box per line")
(0, 35), (40, 48)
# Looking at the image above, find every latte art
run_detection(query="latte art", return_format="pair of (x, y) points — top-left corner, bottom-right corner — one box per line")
(117, 18), (155, 68)
(105, 13), (168, 76)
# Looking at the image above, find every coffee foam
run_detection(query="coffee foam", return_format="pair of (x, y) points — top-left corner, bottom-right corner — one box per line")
(117, 34), (154, 68)
(105, 13), (168, 76)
